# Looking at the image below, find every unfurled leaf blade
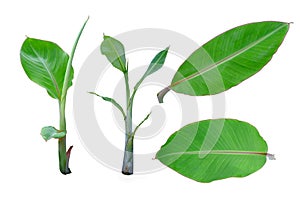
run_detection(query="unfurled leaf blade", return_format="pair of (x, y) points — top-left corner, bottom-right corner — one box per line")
(89, 92), (126, 119)
(144, 47), (169, 78)
(158, 21), (289, 102)
(100, 35), (127, 72)
(156, 119), (270, 183)
(134, 47), (169, 91)
(41, 126), (66, 141)
(20, 38), (74, 99)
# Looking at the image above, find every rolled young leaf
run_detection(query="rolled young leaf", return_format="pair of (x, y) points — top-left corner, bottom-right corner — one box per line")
(156, 119), (272, 183)
(41, 126), (66, 141)
(100, 35), (127, 72)
(157, 21), (289, 102)
(20, 38), (74, 99)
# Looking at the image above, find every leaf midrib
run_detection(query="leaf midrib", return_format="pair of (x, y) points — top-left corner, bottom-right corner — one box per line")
(157, 150), (269, 159)
(170, 23), (287, 88)
(28, 41), (61, 99)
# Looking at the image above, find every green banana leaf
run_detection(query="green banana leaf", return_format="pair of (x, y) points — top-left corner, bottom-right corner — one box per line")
(156, 119), (273, 183)
(100, 35), (127, 73)
(158, 21), (289, 102)
(20, 38), (73, 99)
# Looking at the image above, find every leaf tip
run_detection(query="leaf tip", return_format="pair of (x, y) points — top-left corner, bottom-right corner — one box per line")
(103, 33), (110, 39)
(87, 91), (94, 95)
(82, 16), (90, 28)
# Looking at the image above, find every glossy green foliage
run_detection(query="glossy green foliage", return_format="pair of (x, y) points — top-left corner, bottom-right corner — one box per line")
(20, 38), (74, 99)
(156, 119), (272, 183)
(158, 21), (289, 102)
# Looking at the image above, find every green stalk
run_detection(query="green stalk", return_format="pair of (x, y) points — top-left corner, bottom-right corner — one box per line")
(58, 99), (70, 174)
(122, 71), (134, 175)
(58, 17), (89, 175)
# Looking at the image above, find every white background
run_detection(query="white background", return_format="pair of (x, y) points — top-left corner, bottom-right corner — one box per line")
(1, 0), (299, 199)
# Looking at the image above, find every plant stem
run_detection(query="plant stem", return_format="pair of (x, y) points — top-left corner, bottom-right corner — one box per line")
(58, 99), (71, 174)
(57, 17), (89, 175)
(122, 114), (133, 175)
(124, 71), (130, 105)
(122, 72), (134, 175)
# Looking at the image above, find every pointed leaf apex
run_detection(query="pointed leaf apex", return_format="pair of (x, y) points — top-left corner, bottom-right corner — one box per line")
(103, 34), (110, 39)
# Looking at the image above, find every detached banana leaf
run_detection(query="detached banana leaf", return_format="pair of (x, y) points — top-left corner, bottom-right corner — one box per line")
(158, 21), (289, 102)
(156, 119), (274, 183)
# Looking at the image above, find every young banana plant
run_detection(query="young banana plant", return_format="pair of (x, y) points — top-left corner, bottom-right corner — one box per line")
(90, 35), (169, 175)
(20, 17), (89, 175)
